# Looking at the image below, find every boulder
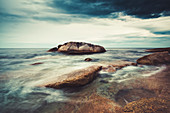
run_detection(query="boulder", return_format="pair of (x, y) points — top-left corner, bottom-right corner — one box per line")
(85, 58), (92, 61)
(47, 47), (58, 52)
(137, 51), (170, 65)
(57, 42), (106, 54)
(145, 47), (170, 53)
(43, 65), (102, 89)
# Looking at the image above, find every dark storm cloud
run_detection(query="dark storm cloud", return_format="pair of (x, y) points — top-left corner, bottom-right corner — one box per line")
(49, 0), (113, 17)
(112, 0), (170, 19)
(0, 12), (25, 23)
(50, 0), (170, 19)
(153, 31), (170, 35)
(32, 15), (90, 24)
(0, 11), (23, 18)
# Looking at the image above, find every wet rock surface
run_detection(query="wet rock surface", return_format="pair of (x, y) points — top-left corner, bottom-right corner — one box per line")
(115, 88), (156, 106)
(41, 49), (170, 113)
(37, 65), (170, 113)
(100, 60), (137, 73)
(137, 51), (170, 65)
(84, 58), (92, 61)
(42, 65), (102, 89)
(96, 66), (170, 113)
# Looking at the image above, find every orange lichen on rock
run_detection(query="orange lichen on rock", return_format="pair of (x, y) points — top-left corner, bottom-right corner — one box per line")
(123, 97), (169, 113)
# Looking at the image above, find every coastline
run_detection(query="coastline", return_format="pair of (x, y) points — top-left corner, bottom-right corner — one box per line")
(38, 47), (170, 113)
(38, 65), (169, 113)
(33, 63), (169, 113)
(0, 47), (169, 113)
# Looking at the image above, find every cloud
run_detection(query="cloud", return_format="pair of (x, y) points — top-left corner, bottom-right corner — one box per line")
(0, 0), (91, 24)
(50, 0), (170, 19)
(1, 0), (170, 25)
(0, 0), (170, 48)
(1, 0), (169, 24)
(0, 12), (26, 23)
(128, 16), (170, 38)
(153, 31), (170, 35)
(112, 0), (170, 19)
(1, 12), (170, 48)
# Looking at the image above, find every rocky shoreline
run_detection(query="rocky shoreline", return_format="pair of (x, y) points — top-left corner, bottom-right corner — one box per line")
(38, 47), (170, 113)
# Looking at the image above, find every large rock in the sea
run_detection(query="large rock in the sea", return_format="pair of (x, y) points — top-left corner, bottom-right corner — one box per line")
(137, 51), (170, 65)
(43, 65), (102, 89)
(145, 47), (170, 53)
(56, 42), (106, 54)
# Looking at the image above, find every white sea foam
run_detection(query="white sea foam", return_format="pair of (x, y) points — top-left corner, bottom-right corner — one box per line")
(109, 65), (166, 83)
(142, 65), (166, 77)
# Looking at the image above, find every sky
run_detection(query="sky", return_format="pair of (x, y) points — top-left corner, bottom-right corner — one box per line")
(0, 0), (170, 48)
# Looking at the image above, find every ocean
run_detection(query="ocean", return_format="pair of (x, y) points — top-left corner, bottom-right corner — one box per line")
(0, 48), (165, 113)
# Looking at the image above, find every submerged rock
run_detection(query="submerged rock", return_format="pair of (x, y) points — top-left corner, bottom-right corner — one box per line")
(115, 88), (157, 106)
(107, 65), (170, 108)
(102, 66), (117, 73)
(100, 80), (109, 83)
(43, 65), (102, 89)
(30, 62), (43, 65)
(54, 92), (121, 113)
(100, 60), (137, 73)
(145, 47), (170, 53)
(137, 51), (170, 65)
(50, 42), (106, 54)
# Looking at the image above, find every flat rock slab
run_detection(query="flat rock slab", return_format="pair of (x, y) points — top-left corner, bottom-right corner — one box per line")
(43, 65), (102, 89)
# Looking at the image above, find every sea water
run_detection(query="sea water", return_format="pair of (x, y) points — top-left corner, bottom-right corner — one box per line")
(0, 48), (164, 113)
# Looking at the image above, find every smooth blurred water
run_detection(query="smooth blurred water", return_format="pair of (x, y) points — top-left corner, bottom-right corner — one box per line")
(0, 48), (163, 113)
